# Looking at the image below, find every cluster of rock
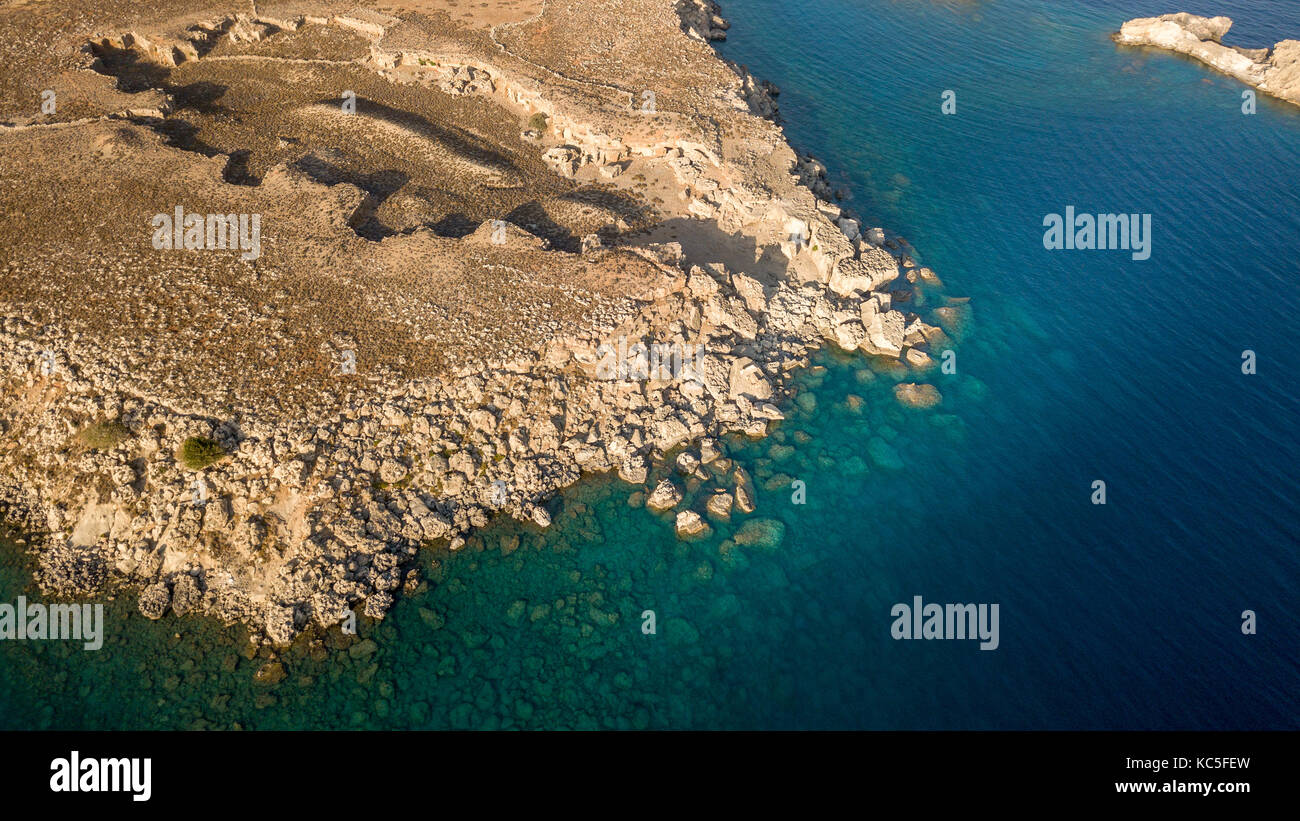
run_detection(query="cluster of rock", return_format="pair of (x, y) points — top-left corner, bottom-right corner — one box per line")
(1115, 13), (1300, 106)
(436, 64), (496, 97)
(677, 0), (731, 42)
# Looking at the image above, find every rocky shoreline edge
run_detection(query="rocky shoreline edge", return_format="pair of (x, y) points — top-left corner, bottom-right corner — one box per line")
(1114, 12), (1300, 106)
(0, 0), (964, 648)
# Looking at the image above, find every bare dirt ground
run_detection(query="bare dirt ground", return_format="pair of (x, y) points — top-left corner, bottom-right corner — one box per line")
(0, 2), (671, 415)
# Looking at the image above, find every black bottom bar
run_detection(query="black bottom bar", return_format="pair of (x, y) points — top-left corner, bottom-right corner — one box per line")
(0, 730), (1289, 809)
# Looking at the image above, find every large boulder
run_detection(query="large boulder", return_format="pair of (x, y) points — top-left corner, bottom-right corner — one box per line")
(646, 479), (683, 512)
(650, 417), (690, 451)
(137, 582), (171, 619)
(704, 295), (758, 339)
(833, 318), (867, 352)
(829, 246), (899, 297)
(542, 145), (581, 177)
(862, 309), (907, 356)
(706, 492), (734, 519)
(675, 510), (711, 539)
(170, 572), (203, 616)
(728, 357), (773, 400)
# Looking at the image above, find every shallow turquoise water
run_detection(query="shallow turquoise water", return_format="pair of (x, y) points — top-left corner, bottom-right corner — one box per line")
(2, 0), (1298, 729)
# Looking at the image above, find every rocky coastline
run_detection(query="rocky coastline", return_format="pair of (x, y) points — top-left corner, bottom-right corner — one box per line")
(0, 0), (960, 647)
(1114, 12), (1300, 106)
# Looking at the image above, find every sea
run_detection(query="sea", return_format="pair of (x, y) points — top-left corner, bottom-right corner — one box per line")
(1, 0), (1296, 729)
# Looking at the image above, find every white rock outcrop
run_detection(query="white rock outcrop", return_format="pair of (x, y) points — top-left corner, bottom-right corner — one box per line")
(1115, 13), (1300, 106)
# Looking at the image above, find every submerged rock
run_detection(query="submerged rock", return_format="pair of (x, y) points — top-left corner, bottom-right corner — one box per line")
(418, 607), (445, 631)
(675, 510), (710, 539)
(665, 617), (700, 645)
(706, 491), (733, 519)
(894, 382), (942, 409)
(733, 518), (786, 550)
(867, 437), (905, 470)
(733, 467), (757, 513)
(253, 661), (286, 686)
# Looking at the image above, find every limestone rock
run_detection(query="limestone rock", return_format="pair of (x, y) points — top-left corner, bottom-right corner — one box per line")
(728, 357), (773, 400)
(253, 662), (287, 686)
(903, 348), (933, 370)
(733, 518), (786, 549)
(674, 510), (710, 539)
(699, 439), (722, 464)
(364, 592), (393, 619)
(138, 582), (171, 619)
(618, 456), (648, 484)
(675, 451), (700, 475)
(542, 145), (581, 177)
(531, 506), (552, 528)
(378, 459), (407, 484)
(1115, 14), (1300, 106)
(894, 382), (942, 409)
(862, 309), (906, 356)
(733, 467), (757, 513)
(706, 492), (733, 519)
(833, 318), (867, 352)
(170, 572), (202, 616)
(829, 246), (899, 296)
(650, 417), (690, 451)
(646, 479), (683, 511)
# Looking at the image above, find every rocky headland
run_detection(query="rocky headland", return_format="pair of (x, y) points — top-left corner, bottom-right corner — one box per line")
(0, 0), (960, 646)
(1114, 12), (1300, 106)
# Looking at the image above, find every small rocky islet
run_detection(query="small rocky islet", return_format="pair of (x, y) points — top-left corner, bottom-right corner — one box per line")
(1114, 12), (1300, 106)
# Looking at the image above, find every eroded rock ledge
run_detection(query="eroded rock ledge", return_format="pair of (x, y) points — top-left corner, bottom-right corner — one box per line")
(0, 1), (963, 647)
(1114, 12), (1300, 106)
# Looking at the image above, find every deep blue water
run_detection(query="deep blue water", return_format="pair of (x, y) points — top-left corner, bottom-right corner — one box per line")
(717, 0), (1300, 728)
(1, 0), (1296, 729)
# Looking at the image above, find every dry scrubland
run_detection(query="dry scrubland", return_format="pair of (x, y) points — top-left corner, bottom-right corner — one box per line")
(0, 0), (962, 646)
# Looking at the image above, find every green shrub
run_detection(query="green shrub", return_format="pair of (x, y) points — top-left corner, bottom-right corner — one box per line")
(527, 112), (549, 131)
(78, 419), (132, 451)
(179, 436), (226, 470)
